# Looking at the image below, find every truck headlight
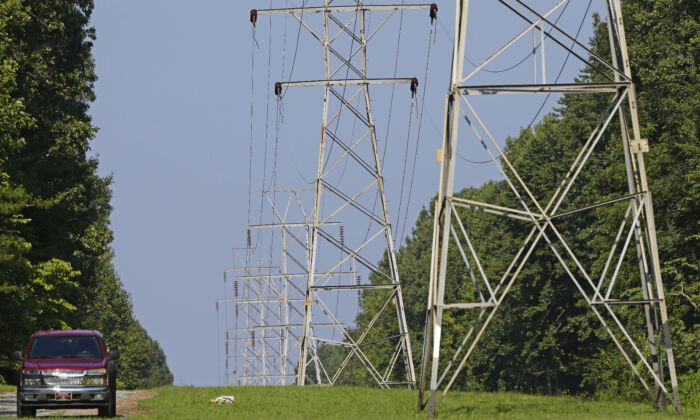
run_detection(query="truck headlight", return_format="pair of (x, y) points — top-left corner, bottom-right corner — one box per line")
(23, 377), (42, 386)
(84, 376), (107, 386)
(84, 369), (107, 386)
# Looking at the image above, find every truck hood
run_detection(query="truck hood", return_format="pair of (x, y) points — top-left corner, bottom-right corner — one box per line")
(24, 358), (106, 371)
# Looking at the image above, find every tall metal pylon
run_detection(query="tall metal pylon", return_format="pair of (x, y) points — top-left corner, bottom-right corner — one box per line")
(221, 190), (358, 385)
(418, 0), (681, 416)
(253, 2), (435, 387)
(221, 247), (282, 385)
(249, 189), (347, 385)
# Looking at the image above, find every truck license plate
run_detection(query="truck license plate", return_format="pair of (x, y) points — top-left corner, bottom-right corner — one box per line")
(55, 392), (72, 401)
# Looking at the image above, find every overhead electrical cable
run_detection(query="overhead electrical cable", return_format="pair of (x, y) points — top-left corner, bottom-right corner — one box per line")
(281, 0), (290, 86)
(254, 13), (274, 250)
(389, 1), (410, 240)
(268, 0), (291, 263)
(456, 0), (592, 165)
(363, 3), (406, 244)
(381, 0), (406, 167)
(261, 4), (275, 253)
(394, 99), (415, 248)
(248, 26), (256, 229)
(526, 0), (593, 127)
(282, 0), (306, 97)
(463, 0), (571, 73)
(398, 22), (434, 248)
(256, 0), (292, 251)
(433, 1), (570, 74)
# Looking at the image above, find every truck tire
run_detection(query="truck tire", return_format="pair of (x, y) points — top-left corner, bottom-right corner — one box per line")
(98, 381), (116, 417)
(109, 385), (117, 417)
(16, 394), (36, 418)
(98, 397), (115, 418)
(109, 374), (117, 417)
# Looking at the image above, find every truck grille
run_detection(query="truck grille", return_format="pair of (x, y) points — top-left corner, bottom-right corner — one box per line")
(43, 376), (84, 386)
(40, 369), (86, 386)
(41, 369), (85, 377)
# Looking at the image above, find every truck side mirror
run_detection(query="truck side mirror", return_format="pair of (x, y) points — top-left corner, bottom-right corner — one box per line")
(12, 350), (23, 360)
(108, 349), (120, 361)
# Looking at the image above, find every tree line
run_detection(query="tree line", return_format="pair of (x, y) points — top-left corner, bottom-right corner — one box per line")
(0, 0), (172, 388)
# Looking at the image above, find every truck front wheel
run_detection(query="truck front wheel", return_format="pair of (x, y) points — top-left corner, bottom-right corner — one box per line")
(98, 394), (115, 418)
(109, 387), (117, 417)
(16, 394), (36, 418)
(98, 378), (117, 418)
(98, 398), (115, 418)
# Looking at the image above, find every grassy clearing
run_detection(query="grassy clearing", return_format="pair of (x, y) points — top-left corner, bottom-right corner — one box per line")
(113, 386), (700, 420)
(0, 384), (15, 393)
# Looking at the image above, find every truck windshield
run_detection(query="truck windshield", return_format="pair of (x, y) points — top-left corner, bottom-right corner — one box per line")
(28, 335), (103, 359)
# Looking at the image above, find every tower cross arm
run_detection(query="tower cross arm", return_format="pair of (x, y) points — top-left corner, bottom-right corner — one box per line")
(255, 4), (433, 15)
(457, 82), (629, 95)
(278, 78), (415, 88)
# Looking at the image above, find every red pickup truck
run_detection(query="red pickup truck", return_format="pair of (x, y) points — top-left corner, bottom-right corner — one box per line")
(15, 330), (120, 418)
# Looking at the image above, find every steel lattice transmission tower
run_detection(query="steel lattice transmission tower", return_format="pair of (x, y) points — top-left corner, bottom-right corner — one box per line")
(220, 191), (335, 385)
(221, 248), (282, 385)
(418, 0), (682, 416)
(253, 2), (435, 387)
(249, 189), (347, 385)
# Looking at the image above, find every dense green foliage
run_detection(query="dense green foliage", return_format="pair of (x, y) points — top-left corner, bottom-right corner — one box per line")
(0, 0), (172, 388)
(345, 0), (698, 406)
(133, 386), (698, 419)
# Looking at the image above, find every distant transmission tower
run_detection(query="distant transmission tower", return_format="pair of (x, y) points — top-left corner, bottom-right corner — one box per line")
(419, 0), (681, 416)
(249, 189), (346, 385)
(252, 2), (436, 387)
(221, 248), (282, 385)
(221, 190), (355, 385)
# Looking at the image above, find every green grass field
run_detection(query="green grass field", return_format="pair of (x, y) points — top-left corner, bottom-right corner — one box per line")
(126, 386), (699, 420)
(0, 384), (14, 393)
(6, 385), (696, 419)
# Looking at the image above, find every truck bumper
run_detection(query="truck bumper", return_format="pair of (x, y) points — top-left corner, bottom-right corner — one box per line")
(18, 386), (111, 409)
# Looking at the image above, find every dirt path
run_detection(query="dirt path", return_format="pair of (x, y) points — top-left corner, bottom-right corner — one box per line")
(0, 390), (157, 418)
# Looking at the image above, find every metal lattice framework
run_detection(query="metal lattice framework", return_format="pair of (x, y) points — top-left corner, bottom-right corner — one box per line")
(221, 248), (283, 385)
(249, 189), (348, 385)
(220, 192), (337, 385)
(253, 1), (435, 387)
(418, 0), (681, 416)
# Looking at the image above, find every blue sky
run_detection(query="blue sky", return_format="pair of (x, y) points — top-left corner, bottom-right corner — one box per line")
(89, 0), (601, 386)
